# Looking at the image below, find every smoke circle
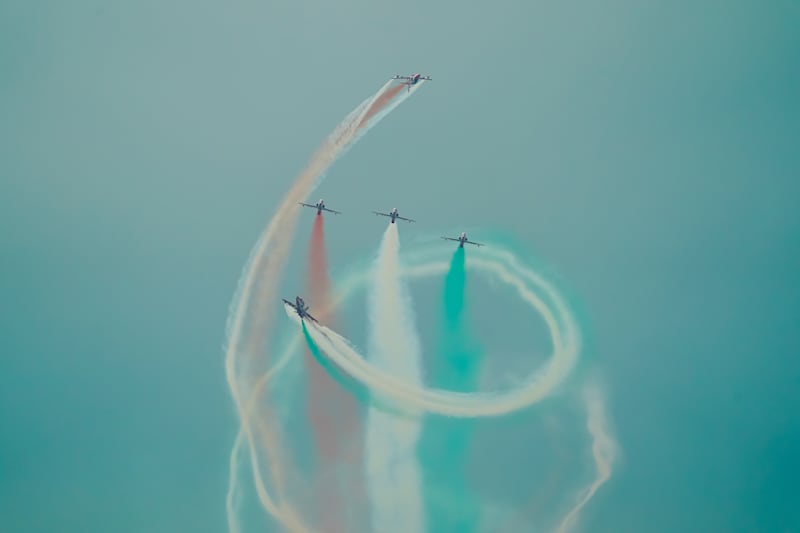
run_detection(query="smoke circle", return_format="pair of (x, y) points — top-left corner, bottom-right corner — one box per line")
(278, 242), (581, 418)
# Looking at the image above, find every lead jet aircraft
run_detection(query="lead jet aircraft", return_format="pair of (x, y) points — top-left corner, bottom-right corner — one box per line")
(442, 232), (484, 248)
(391, 73), (432, 92)
(373, 207), (415, 224)
(299, 199), (341, 215)
(282, 296), (319, 323)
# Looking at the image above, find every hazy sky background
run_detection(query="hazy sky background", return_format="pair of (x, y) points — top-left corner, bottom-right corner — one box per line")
(1, 0), (799, 532)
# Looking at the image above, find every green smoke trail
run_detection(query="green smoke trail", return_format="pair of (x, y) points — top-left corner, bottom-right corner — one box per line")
(300, 320), (414, 422)
(418, 247), (484, 532)
(301, 321), (370, 410)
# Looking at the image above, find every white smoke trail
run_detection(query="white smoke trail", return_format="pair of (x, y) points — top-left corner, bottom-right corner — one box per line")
(224, 79), (423, 533)
(226, 431), (243, 533)
(364, 224), (425, 533)
(554, 384), (617, 533)
(286, 246), (580, 418)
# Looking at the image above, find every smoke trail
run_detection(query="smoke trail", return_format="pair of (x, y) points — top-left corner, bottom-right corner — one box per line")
(555, 384), (617, 533)
(419, 246), (483, 531)
(364, 223), (425, 533)
(357, 84), (406, 129)
(227, 356), (312, 533)
(224, 79), (423, 532)
(289, 245), (581, 418)
(304, 214), (364, 533)
(227, 431), (243, 533)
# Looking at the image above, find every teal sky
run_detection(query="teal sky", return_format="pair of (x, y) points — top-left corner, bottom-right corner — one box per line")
(2, 1), (799, 532)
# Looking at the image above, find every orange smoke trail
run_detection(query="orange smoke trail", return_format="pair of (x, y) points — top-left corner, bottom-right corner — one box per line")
(305, 214), (364, 533)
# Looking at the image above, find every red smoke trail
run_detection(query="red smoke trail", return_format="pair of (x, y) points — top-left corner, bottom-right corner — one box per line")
(305, 214), (364, 533)
(357, 84), (406, 129)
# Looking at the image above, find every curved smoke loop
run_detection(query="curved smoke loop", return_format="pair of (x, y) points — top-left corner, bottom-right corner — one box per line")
(286, 244), (580, 418)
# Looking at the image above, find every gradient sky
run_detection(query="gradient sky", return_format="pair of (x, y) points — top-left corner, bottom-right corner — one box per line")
(1, 0), (799, 532)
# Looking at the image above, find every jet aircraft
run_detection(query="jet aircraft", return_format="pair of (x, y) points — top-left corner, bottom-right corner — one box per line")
(373, 207), (415, 224)
(391, 73), (432, 91)
(299, 199), (341, 215)
(442, 232), (484, 248)
(282, 296), (319, 323)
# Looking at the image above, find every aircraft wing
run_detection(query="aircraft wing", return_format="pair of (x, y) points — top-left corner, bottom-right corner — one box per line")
(466, 240), (485, 247)
(305, 312), (319, 323)
(373, 211), (391, 217)
(397, 216), (415, 223)
(322, 207), (341, 215)
(392, 75), (411, 80)
(299, 203), (316, 208)
(441, 236), (460, 242)
(282, 298), (297, 309)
